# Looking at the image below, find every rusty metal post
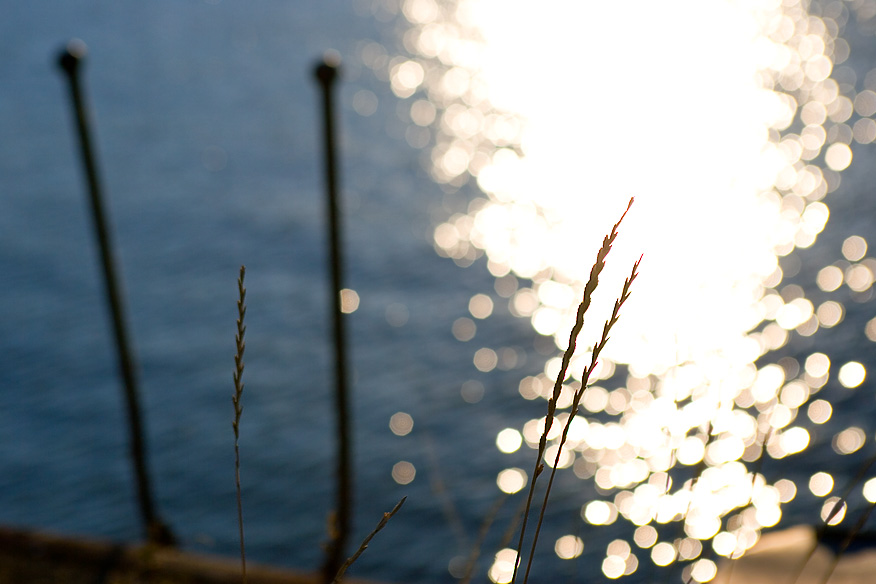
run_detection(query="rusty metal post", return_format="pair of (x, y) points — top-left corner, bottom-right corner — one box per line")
(57, 39), (174, 547)
(313, 54), (353, 582)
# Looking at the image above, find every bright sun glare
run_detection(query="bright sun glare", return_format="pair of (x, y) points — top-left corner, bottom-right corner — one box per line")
(359, 0), (876, 580)
(405, 0), (844, 374)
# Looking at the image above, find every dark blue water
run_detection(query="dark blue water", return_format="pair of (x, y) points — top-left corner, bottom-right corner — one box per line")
(3, 1), (876, 583)
(0, 1), (550, 581)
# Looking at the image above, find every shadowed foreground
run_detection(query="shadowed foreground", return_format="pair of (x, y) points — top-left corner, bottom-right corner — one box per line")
(716, 525), (876, 584)
(0, 525), (384, 584)
(4, 522), (876, 584)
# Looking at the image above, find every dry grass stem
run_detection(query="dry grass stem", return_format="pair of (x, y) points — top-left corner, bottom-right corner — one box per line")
(522, 256), (640, 584)
(331, 497), (406, 584)
(460, 494), (508, 584)
(232, 265), (247, 584)
(818, 498), (876, 584)
(510, 197), (637, 584)
(788, 450), (876, 584)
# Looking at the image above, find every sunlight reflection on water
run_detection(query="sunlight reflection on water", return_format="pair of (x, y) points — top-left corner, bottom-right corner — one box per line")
(360, 0), (876, 580)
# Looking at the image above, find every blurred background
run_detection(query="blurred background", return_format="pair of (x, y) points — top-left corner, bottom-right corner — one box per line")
(4, 0), (876, 582)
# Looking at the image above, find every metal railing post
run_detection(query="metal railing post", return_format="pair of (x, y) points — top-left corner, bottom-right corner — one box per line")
(313, 54), (353, 582)
(57, 39), (174, 547)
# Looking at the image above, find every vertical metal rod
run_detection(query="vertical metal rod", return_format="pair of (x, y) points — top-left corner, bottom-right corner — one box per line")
(314, 55), (352, 583)
(57, 39), (174, 546)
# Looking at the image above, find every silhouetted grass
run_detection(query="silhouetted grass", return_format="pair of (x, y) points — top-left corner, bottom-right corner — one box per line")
(331, 497), (406, 584)
(223, 199), (876, 584)
(233, 265), (247, 584)
(512, 197), (640, 584)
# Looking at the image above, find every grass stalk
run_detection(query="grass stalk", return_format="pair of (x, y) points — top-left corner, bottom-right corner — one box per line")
(331, 497), (406, 584)
(788, 449), (876, 584)
(232, 265), (247, 584)
(460, 494), (508, 584)
(817, 498), (876, 584)
(521, 256), (640, 584)
(510, 197), (636, 584)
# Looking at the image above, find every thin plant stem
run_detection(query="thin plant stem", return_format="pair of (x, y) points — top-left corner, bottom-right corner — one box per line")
(501, 495), (533, 552)
(521, 257), (640, 584)
(719, 428), (773, 579)
(510, 198), (635, 584)
(460, 494), (508, 584)
(423, 433), (470, 550)
(331, 497), (406, 584)
(788, 448), (876, 584)
(232, 265), (247, 584)
(817, 498), (876, 584)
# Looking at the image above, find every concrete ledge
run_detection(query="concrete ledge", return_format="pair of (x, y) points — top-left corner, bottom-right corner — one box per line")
(0, 525), (380, 584)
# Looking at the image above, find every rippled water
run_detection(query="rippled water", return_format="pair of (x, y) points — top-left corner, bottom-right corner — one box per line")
(387, 0), (876, 581)
(3, 1), (876, 583)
